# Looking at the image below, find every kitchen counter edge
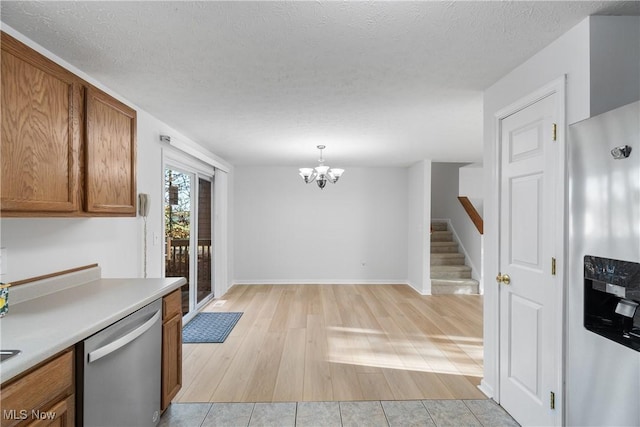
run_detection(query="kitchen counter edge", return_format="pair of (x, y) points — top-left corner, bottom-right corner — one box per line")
(0, 276), (186, 384)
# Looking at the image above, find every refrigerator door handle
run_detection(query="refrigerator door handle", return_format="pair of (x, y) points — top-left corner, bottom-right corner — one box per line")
(88, 310), (161, 363)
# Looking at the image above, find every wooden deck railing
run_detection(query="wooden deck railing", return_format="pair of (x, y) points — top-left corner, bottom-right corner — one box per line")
(165, 239), (212, 283)
(457, 196), (483, 234)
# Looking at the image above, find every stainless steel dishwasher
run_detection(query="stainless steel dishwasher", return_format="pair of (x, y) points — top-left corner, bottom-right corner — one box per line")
(77, 299), (162, 427)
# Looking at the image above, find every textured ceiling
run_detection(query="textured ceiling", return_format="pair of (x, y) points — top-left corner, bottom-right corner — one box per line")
(1, 1), (639, 167)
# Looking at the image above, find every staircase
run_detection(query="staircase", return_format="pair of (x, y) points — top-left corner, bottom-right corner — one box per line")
(430, 221), (479, 295)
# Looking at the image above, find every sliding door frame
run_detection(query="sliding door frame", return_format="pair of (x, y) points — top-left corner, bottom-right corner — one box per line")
(163, 148), (216, 323)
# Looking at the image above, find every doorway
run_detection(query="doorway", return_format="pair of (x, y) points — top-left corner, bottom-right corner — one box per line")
(165, 166), (215, 319)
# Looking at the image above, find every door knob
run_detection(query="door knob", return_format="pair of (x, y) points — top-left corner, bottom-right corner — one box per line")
(496, 273), (511, 285)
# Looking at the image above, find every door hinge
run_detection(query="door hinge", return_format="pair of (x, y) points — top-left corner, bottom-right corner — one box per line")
(552, 123), (557, 141)
(551, 257), (557, 276)
(550, 391), (556, 410)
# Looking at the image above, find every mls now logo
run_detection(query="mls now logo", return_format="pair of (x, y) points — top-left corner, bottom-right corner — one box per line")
(3, 410), (28, 421)
(3, 409), (56, 421)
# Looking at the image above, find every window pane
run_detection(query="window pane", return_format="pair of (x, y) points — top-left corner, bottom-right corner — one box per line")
(165, 168), (192, 316)
(197, 178), (212, 303)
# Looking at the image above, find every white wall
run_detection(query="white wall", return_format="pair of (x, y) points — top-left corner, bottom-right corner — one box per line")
(0, 26), (233, 295)
(431, 162), (482, 287)
(407, 160), (431, 294)
(459, 163), (483, 216)
(483, 15), (640, 425)
(214, 169), (232, 298)
(233, 166), (408, 284)
(2, 109), (169, 282)
(590, 16), (640, 118)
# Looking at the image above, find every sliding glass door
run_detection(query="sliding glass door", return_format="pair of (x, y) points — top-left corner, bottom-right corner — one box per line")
(196, 177), (213, 305)
(165, 166), (214, 318)
(165, 167), (193, 316)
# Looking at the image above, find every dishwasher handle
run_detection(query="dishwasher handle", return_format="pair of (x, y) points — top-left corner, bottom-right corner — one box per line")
(88, 310), (161, 363)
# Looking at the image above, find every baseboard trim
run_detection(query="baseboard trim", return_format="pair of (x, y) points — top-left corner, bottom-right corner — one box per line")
(406, 280), (432, 295)
(478, 380), (494, 399)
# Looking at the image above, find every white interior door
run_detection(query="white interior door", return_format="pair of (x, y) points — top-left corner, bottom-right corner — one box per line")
(498, 92), (562, 426)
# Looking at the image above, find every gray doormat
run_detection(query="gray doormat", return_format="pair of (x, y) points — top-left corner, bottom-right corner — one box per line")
(182, 312), (243, 343)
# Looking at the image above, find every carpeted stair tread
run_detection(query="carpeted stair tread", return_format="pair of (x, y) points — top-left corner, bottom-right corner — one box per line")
(431, 278), (480, 295)
(431, 265), (472, 272)
(431, 265), (472, 279)
(431, 253), (465, 265)
(431, 231), (453, 242)
(431, 222), (448, 232)
(429, 221), (479, 294)
(431, 242), (459, 253)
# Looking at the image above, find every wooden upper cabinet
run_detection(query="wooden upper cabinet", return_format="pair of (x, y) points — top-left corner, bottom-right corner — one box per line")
(1, 32), (80, 213)
(0, 31), (138, 217)
(85, 87), (137, 215)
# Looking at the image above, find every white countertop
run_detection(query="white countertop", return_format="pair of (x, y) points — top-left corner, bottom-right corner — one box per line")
(0, 269), (186, 384)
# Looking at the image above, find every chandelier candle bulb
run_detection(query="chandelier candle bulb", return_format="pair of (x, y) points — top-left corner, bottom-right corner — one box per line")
(315, 165), (330, 176)
(299, 168), (315, 183)
(299, 145), (345, 189)
(329, 168), (344, 181)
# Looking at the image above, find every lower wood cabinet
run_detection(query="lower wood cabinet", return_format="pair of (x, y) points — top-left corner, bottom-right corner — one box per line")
(161, 289), (182, 411)
(0, 349), (75, 427)
(26, 395), (74, 427)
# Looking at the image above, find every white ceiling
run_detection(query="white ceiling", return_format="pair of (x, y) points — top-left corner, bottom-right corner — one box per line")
(1, 1), (639, 167)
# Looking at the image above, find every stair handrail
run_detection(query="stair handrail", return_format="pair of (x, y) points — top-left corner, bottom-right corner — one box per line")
(457, 196), (483, 235)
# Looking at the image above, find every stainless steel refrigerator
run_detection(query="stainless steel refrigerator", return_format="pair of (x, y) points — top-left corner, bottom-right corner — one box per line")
(567, 100), (640, 426)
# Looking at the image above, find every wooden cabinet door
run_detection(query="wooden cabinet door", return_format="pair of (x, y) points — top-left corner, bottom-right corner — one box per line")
(161, 312), (182, 411)
(1, 350), (74, 427)
(26, 395), (74, 427)
(1, 33), (80, 213)
(85, 86), (136, 215)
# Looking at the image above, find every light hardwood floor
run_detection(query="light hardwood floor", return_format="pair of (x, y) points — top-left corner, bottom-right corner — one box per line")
(175, 284), (485, 403)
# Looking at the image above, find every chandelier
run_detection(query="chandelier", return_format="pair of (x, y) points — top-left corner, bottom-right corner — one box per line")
(299, 145), (344, 189)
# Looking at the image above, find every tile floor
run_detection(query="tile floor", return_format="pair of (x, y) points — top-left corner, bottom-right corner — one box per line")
(159, 399), (520, 427)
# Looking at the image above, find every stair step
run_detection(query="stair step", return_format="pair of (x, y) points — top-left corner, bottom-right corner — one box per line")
(431, 222), (448, 232)
(431, 253), (465, 266)
(431, 231), (453, 242)
(431, 265), (472, 273)
(431, 278), (479, 295)
(430, 242), (459, 253)
(431, 265), (472, 279)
